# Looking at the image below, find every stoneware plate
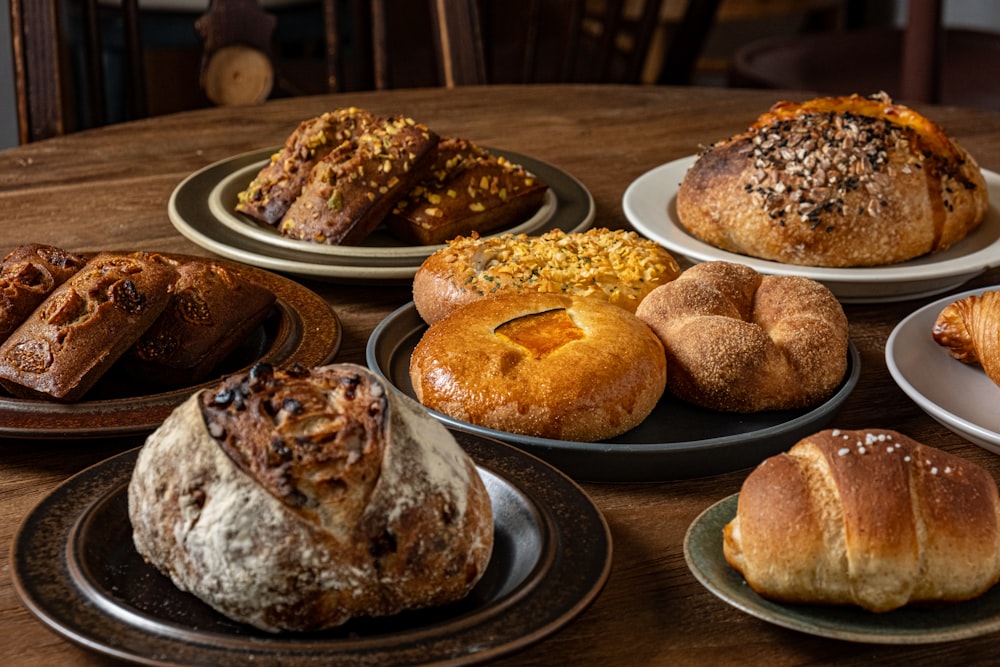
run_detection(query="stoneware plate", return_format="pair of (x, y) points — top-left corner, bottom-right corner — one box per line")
(623, 156), (1000, 303)
(0, 254), (341, 438)
(886, 285), (1000, 452)
(365, 302), (860, 482)
(685, 494), (1000, 643)
(11, 431), (612, 666)
(170, 147), (595, 282)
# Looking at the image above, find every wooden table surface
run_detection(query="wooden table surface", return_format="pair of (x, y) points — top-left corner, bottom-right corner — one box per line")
(3, 84), (1000, 666)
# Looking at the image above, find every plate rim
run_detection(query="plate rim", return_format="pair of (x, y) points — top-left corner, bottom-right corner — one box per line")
(365, 301), (861, 482)
(11, 431), (612, 666)
(885, 285), (1000, 449)
(684, 493), (1000, 644)
(0, 252), (341, 439)
(623, 155), (1000, 300)
(169, 147), (596, 282)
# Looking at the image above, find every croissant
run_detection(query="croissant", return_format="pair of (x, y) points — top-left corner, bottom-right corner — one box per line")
(932, 291), (1000, 385)
(723, 429), (1000, 612)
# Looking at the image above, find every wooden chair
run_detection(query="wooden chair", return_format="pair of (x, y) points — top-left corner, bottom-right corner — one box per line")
(10, 0), (146, 143)
(428, 0), (724, 86)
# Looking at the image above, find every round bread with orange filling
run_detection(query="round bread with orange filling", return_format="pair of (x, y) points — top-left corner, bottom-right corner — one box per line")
(409, 293), (666, 441)
(676, 92), (988, 267)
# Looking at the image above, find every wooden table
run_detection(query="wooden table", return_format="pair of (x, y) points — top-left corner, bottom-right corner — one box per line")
(3, 84), (1000, 666)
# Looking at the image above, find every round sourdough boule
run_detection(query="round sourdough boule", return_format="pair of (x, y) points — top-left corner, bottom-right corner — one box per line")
(128, 362), (493, 633)
(635, 261), (848, 412)
(676, 92), (989, 267)
(409, 293), (667, 441)
(412, 227), (682, 324)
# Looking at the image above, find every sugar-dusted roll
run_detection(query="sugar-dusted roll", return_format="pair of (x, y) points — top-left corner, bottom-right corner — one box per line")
(128, 363), (494, 632)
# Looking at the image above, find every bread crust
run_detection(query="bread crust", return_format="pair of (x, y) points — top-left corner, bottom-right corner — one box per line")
(723, 429), (1000, 611)
(412, 228), (682, 324)
(676, 93), (989, 267)
(409, 293), (666, 441)
(0, 244), (86, 342)
(635, 261), (847, 412)
(128, 363), (493, 632)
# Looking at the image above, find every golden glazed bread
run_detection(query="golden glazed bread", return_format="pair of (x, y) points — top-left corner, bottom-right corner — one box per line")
(386, 137), (549, 245)
(128, 363), (493, 633)
(635, 261), (848, 412)
(412, 228), (682, 324)
(932, 290), (1000, 387)
(676, 92), (989, 267)
(0, 244), (86, 342)
(409, 293), (666, 441)
(724, 429), (1000, 612)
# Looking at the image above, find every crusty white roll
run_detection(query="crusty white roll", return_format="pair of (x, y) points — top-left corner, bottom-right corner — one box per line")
(724, 429), (1000, 612)
(128, 362), (493, 632)
(412, 228), (681, 324)
(409, 293), (666, 441)
(635, 261), (847, 412)
(676, 92), (989, 267)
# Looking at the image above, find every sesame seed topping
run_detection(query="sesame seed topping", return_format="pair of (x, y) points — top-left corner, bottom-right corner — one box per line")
(838, 447), (850, 456)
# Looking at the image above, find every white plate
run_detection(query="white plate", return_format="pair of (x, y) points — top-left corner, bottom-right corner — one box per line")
(170, 147), (595, 283)
(623, 156), (1000, 303)
(886, 286), (1000, 452)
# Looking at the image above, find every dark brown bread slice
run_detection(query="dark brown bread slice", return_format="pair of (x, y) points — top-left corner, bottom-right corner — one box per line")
(0, 252), (177, 401)
(0, 244), (87, 342)
(235, 107), (380, 225)
(277, 116), (439, 245)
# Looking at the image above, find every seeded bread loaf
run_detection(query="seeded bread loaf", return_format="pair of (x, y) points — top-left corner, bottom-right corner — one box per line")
(412, 228), (682, 324)
(236, 107), (379, 225)
(676, 92), (989, 267)
(126, 255), (276, 387)
(277, 116), (439, 245)
(386, 138), (549, 245)
(0, 244), (86, 342)
(410, 293), (666, 441)
(129, 363), (493, 632)
(724, 429), (1000, 611)
(0, 253), (177, 401)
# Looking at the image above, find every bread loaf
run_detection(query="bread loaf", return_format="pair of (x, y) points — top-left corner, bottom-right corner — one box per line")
(410, 293), (666, 441)
(236, 107), (379, 225)
(635, 261), (848, 412)
(723, 429), (1000, 612)
(129, 362), (493, 632)
(126, 255), (276, 386)
(277, 116), (439, 245)
(0, 252), (177, 401)
(676, 92), (989, 267)
(0, 244), (86, 342)
(412, 228), (682, 324)
(386, 138), (549, 245)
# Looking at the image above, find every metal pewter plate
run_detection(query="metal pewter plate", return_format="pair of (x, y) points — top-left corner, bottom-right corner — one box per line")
(169, 147), (595, 282)
(623, 156), (1000, 303)
(685, 494), (1000, 644)
(365, 302), (861, 482)
(11, 432), (611, 666)
(0, 254), (341, 439)
(887, 285), (1000, 453)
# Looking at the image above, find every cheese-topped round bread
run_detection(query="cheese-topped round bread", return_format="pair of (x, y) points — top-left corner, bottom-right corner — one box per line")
(676, 92), (989, 267)
(129, 363), (493, 632)
(409, 293), (666, 441)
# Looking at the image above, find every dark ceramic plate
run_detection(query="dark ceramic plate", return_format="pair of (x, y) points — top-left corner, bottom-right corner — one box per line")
(365, 302), (861, 482)
(11, 430), (611, 666)
(169, 147), (595, 282)
(685, 494), (1000, 643)
(0, 254), (341, 438)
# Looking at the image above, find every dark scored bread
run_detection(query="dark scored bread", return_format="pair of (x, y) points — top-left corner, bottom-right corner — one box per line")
(128, 363), (494, 632)
(0, 244), (86, 342)
(0, 252), (177, 401)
